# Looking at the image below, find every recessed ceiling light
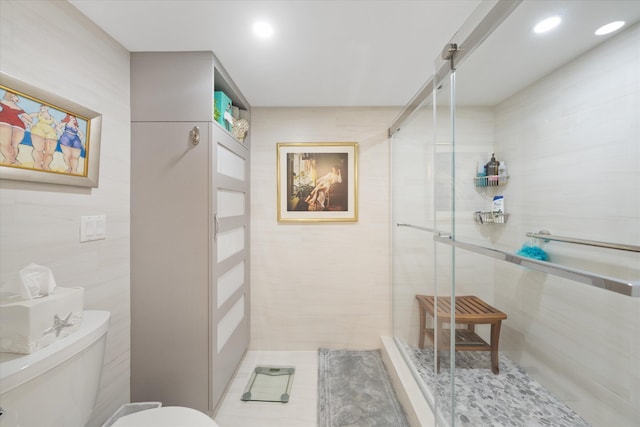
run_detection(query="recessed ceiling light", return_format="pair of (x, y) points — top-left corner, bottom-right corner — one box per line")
(533, 16), (562, 34)
(253, 21), (274, 39)
(595, 21), (625, 36)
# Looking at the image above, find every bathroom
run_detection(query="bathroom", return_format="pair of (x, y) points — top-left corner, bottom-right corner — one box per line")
(0, 1), (638, 426)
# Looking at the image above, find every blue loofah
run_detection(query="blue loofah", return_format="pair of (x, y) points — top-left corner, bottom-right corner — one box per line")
(516, 244), (549, 261)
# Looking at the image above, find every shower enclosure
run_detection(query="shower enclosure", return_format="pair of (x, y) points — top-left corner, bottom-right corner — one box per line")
(390, 1), (640, 426)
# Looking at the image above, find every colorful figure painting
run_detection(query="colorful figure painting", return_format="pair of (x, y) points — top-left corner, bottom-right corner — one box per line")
(0, 85), (90, 176)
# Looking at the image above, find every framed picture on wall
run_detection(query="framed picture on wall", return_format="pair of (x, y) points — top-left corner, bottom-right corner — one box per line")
(277, 142), (358, 223)
(0, 72), (102, 188)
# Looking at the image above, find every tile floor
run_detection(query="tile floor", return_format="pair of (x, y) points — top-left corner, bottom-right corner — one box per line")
(209, 344), (593, 427)
(214, 351), (318, 427)
(407, 346), (591, 427)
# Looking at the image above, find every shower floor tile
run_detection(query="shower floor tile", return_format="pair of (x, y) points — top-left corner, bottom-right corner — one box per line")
(407, 345), (591, 427)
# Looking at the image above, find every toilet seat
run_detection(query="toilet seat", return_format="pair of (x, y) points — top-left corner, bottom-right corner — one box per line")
(112, 406), (219, 427)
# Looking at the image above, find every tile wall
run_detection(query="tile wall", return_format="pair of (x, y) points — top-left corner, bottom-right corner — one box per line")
(491, 22), (640, 426)
(0, 2), (131, 425)
(249, 107), (398, 350)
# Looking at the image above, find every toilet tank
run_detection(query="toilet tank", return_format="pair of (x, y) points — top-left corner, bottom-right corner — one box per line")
(0, 310), (110, 427)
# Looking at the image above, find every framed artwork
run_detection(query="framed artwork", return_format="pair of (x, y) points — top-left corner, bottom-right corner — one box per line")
(0, 72), (102, 187)
(277, 142), (358, 223)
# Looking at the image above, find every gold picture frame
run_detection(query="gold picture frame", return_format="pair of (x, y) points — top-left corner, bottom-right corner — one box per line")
(277, 142), (358, 223)
(0, 72), (102, 187)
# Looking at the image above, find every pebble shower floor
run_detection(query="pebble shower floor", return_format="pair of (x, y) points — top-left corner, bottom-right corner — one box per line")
(406, 345), (591, 427)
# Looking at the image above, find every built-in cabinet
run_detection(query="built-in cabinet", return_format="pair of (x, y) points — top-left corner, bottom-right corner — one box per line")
(130, 51), (250, 415)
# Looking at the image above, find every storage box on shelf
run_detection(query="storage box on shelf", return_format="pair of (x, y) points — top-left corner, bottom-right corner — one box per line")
(214, 91), (232, 131)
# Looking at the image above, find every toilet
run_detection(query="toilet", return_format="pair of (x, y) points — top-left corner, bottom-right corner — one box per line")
(112, 406), (218, 426)
(0, 310), (218, 427)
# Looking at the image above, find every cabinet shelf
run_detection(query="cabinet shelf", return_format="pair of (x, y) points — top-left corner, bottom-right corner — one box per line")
(213, 64), (250, 145)
(213, 119), (247, 145)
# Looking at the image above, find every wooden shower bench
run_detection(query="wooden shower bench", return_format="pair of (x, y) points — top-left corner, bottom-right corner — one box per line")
(416, 295), (507, 374)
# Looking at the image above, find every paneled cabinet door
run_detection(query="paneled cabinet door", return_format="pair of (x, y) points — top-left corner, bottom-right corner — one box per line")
(210, 125), (250, 408)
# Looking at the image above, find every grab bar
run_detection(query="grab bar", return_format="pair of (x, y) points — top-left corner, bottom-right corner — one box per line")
(526, 230), (640, 253)
(433, 235), (640, 298)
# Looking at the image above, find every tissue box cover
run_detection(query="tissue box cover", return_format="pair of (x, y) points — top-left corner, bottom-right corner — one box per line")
(0, 287), (84, 354)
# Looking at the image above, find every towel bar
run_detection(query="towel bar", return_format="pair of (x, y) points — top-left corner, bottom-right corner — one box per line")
(526, 230), (640, 253)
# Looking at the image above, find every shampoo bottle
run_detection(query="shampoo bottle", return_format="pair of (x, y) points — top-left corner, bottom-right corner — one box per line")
(492, 195), (504, 214)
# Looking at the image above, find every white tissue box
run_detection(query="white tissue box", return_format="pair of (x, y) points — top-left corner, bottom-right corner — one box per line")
(0, 287), (84, 354)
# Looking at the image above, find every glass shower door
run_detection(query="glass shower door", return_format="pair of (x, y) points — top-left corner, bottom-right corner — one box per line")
(390, 91), (442, 423)
(432, 40), (506, 427)
(389, 56), (459, 425)
(432, 52), (457, 427)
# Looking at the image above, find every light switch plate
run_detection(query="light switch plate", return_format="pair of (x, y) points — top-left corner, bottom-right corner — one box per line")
(80, 215), (106, 242)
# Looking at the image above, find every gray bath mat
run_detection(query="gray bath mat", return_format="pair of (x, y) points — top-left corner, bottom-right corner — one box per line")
(318, 348), (410, 427)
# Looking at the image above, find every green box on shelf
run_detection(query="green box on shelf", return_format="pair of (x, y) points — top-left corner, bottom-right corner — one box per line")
(214, 91), (233, 131)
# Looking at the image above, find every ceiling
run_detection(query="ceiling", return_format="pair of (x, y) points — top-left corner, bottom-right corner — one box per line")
(69, 0), (640, 108)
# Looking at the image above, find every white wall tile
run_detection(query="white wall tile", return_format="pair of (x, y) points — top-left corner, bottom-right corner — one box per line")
(491, 23), (640, 426)
(0, 2), (130, 426)
(249, 107), (397, 350)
